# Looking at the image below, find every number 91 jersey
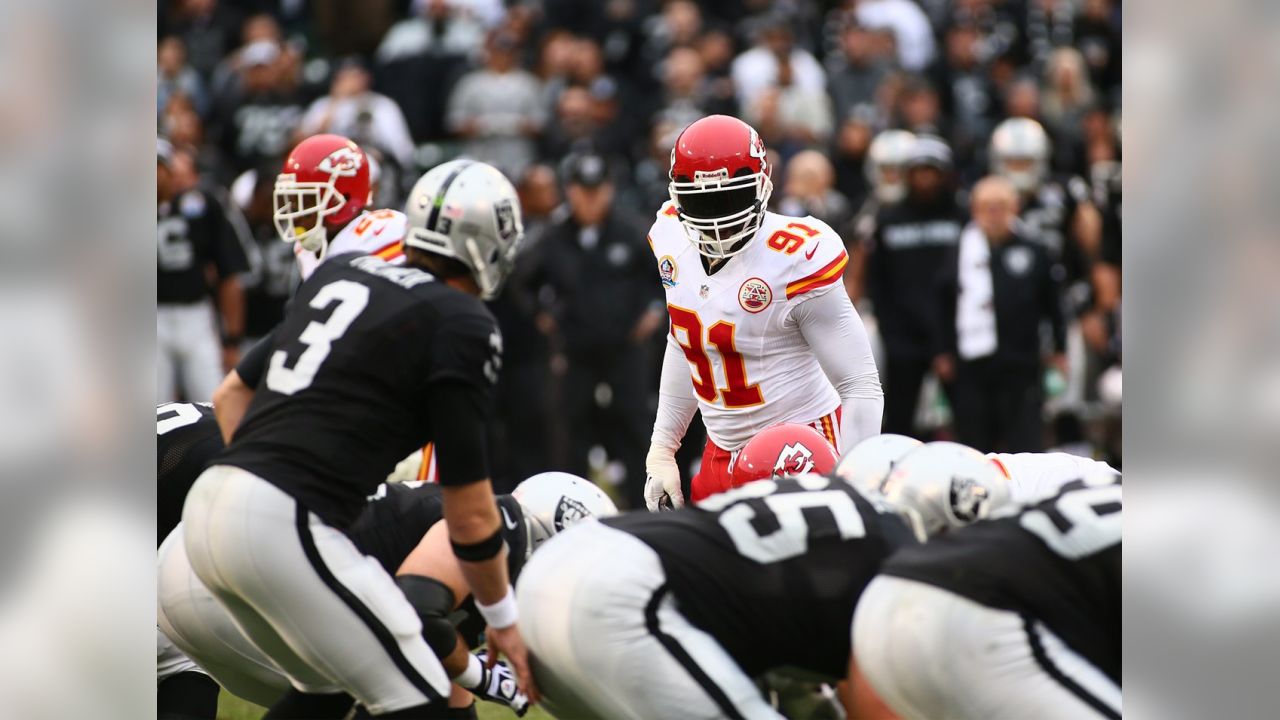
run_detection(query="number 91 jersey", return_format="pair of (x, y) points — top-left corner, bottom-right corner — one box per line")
(650, 203), (850, 450)
(603, 474), (917, 679)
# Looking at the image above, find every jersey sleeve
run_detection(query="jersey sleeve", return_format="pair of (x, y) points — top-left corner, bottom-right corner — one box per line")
(784, 217), (849, 300)
(647, 201), (682, 258)
(235, 329), (276, 388)
(427, 306), (502, 389)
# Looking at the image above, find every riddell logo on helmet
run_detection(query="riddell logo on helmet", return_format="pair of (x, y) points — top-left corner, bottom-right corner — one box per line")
(773, 443), (816, 475)
(739, 278), (772, 313)
(318, 147), (363, 177)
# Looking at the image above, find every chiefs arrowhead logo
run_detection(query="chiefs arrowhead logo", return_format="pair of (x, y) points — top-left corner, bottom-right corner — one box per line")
(773, 442), (815, 475)
(318, 146), (363, 177)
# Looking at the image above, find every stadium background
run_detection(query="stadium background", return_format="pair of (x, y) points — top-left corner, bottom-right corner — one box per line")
(158, 1), (1119, 711)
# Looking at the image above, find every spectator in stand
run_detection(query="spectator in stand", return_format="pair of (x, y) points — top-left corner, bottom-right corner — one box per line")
(532, 154), (663, 507)
(1041, 47), (1097, 173)
(375, 0), (480, 141)
(375, 0), (487, 62)
(640, 0), (703, 79)
(158, 36), (210, 118)
(446, 30), (546, 178)
(866, 136), (966, 439)
(896, 76), (947, 139)
(856, 0), (937, 73)
(161, 0), (242, 78)
(539, 86), (610, 162)
(935, 175), (1066, 452)
(298, 59), (416, 170)
(828, 22), (892, 124)
(211, 40), (304, 178)
(929, 23), (998, 179)
(777, 150), (854, 235)
(653, 46), (734, 131)
(695, 26), (739, 114)
(1074, 0), (1121, 106)
(731, 19), (826, 115)
(161, 96), (230, 182)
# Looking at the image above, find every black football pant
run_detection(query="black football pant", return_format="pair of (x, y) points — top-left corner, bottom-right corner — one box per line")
(882, 353), (932, 439)
(563, 347), (650, 509)
(951, 358), (1044, 452)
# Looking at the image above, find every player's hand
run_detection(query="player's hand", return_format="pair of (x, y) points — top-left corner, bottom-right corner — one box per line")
(485, 623), (540, 705)
(466, 650), (529, 716)
(645, 445), (684, 512)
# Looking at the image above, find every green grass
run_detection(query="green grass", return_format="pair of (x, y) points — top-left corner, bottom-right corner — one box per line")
(217, 689), (556, 720)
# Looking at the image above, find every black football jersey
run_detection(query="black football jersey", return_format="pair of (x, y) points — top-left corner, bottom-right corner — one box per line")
(216, 252), (502, 527)
(604, 475), (917, 679)
(883, 475), (1121, 682)
(1019, 176), (1092, 287)
(157, 190), (250, 304)
(157, 402), (223, 545)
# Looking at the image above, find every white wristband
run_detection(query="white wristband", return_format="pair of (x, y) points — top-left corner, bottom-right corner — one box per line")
(477, 586), (518, 629)
(455, 652), (484, 689)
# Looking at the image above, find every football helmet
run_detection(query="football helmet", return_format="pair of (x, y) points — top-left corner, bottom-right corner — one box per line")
(833, 433), (923, 494)
(274, 134), (371, 255)
(865, 130), (916, 203)
(404, 159), (524, 301)
(731, 423), (840, 487)
(990, 118), (1051, 194)
(512, 472), (618, 554)
(668, 115), (773, 259)
(879, 441), (1011, 542)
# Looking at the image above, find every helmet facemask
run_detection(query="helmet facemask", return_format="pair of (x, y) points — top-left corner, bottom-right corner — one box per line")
(273, 173), (347, 255)
(670, 168), (772, 259)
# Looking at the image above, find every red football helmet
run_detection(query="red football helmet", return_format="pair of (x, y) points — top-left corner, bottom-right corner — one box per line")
(668, 115), (773, 259)
(732, 423), (840, 487)
(274, 134), (371, 254)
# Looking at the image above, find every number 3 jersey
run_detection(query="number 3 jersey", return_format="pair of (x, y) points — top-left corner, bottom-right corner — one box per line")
(649, 203), (852, 450)
(604, 475), (917, 679)
(216, 252), (501, 528)
(883, 474), (1121, 682)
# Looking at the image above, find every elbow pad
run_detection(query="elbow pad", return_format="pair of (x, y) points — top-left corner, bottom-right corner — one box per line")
(395, 574), (459, 659)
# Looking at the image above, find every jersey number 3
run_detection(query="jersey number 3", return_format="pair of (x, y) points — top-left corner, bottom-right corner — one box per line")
(668, 305), (763, 407)
(266, 280), (370, 395)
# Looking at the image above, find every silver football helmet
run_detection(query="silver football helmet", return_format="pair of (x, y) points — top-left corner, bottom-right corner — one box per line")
(990, 118), (1051, 194)
(879, 441), (1011, 542)
(865, 130), (916, 203)
(834, 433), (923, 495)
(404, 159), (524, 300)
(513, 472), (618, 553)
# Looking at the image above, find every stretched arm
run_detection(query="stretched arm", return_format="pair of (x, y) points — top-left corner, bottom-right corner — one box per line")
(645, 332), (699, 510)
(793, 287), (884, 450)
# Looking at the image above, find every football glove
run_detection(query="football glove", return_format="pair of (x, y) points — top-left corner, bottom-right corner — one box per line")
(465, 650), (528, 716)
(645, 443), (684, 511)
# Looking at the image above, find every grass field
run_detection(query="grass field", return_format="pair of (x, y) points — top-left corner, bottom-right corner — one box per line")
(217, 690), (556, 720)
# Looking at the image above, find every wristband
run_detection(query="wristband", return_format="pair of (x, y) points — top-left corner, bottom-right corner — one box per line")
(455, 652), (484, 689)
(451, 528), (505, 563)
(477, 586), (518, 629)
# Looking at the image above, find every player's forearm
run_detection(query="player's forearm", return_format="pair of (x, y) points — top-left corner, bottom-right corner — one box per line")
(794, 288), (884, 448)
(839, 395), (884, 449)
(441, 482), (512, 608)
(211, 370), (254, 444)
(217, 276), (245, 340)
(652, 336), (698, 449)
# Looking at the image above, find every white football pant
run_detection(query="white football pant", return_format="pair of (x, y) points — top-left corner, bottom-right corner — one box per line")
(517, 518), (784, 720)
(853, 575), (1121, 720)
(157, 300), (224, 403)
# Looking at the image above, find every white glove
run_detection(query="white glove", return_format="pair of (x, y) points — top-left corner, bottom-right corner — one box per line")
(464, 650), (529, 716)
(645, 443), (684, 511)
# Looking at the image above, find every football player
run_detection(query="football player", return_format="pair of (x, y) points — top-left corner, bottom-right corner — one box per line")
(832, 432), (923, 492)
(850, 472), (1120, 720)
(730, 423), (840, 487)
(180, 159), (531, 718)
(517, 473), (917, 719)
(644, 115), (884, 510)
(160, 473), (615, 718)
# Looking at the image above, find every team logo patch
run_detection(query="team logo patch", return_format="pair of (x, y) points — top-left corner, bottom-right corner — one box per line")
(739, 277), (772, 313)
(494, 199), (519, 242)
(1003, 246), (1033, 276)
(774, 442), (816, 475)
(554, 496), (590, 531)
(318, 146), (363, 177)
(658, 255), (679, 288)
(949, 475), (990, 522)
(699, 284), (710, 299)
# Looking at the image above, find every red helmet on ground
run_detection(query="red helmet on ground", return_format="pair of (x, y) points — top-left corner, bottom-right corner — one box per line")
(274, 134), (371, 254)
(732, 423), (840, 487)
(668, 115), (773, 259)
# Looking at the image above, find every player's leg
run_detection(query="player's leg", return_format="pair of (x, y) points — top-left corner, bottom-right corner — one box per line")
(518, 520), (783, 719)
(605, 348), (652, 507)
(158, 525), (297, 706)
(157, 307), (179, 403)
(177, 300), (226, 402)
(690, 441), (732, 503)
(182, 466), (452, 715)
(157, 629), (219, 720)
(998, 364), (1045, 452)
(882, 353), (928, 437)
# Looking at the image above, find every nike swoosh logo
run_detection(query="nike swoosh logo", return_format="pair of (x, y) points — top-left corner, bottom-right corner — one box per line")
(500, 506), (518, 531)
(804, 243), (819, 260)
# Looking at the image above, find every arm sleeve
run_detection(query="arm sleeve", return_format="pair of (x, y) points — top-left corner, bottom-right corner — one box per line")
(426, 380), (490, 486)
(235, 329), (276, 388)
(792, 287), (884, 450)
(651, 332), (699, 451)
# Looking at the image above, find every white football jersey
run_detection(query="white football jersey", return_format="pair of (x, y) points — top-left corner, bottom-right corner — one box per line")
(989, 452), (1119, 505)
(294, 208), (408, 280)
(650, 202), (850, 451)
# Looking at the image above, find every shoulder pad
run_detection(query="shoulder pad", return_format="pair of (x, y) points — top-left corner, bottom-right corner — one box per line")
(780, 217), (849, 300)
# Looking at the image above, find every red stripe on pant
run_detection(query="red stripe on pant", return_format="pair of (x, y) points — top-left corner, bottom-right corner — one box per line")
(690, 407), (842, 503)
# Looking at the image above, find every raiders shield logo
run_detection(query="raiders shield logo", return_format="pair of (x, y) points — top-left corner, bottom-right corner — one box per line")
(554, 496), (590, 531)
(773, 442), (816, 475)
(949, 475), (990, 522)
(739, 277), (772, 313)
(494, 199), (518, 242)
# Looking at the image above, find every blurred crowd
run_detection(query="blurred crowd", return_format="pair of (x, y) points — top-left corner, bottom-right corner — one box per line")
(158, 0), (1122, 502)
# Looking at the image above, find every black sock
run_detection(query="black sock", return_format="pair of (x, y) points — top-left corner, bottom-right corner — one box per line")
(158, 671), (220, 720)
(264, 688), (356, 719)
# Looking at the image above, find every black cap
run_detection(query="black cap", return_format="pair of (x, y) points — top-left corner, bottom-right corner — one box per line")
(564, 153), (610, 188)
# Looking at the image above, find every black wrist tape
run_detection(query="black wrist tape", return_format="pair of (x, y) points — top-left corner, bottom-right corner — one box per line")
(450, 528), (506, 563)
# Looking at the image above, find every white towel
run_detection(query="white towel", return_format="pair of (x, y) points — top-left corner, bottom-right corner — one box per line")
(955, 222), (998, 360)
